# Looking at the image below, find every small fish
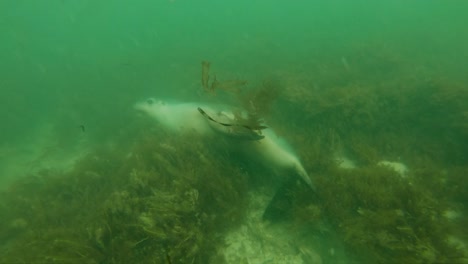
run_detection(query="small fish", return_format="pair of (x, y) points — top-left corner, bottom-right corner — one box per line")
(79, 125), (85, 132)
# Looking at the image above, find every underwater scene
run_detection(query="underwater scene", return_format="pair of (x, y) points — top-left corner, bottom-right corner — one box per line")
(1, 0), (467, 263)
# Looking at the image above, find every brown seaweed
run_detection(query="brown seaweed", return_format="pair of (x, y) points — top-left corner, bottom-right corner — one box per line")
(201, 61), (211, 91)
(210, 75), (247, 93)
(0, 129), (249, 263)
(201, 61), (247, 94)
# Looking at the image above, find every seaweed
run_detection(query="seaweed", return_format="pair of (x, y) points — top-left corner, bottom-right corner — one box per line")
(267, 43), (468, 263)
(2, 47), (468, 263)
(0, 127), (249, 263)
(200, 61), (247, 94)
(201, 61), (211, 91)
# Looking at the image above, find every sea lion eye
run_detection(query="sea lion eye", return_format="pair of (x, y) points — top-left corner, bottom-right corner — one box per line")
(146, 98), (154, 105)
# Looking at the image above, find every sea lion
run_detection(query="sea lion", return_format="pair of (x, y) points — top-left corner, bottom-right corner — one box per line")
(197, 107), (265, 141)
(134, 98), (315, 190)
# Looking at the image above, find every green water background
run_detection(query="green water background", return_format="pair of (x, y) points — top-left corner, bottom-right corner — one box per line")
(1, 0), (467, 146)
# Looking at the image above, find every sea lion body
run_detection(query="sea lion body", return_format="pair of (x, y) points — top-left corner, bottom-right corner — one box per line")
(134, 98), (314, 189)
(241, 129), (313, 188)
(135, 98), (214, 135)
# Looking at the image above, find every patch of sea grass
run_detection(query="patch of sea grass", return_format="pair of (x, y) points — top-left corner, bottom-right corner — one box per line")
(0, 127), (249, 263)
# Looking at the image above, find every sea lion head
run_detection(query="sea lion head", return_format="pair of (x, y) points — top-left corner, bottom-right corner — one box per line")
(134, 97), (168, 119)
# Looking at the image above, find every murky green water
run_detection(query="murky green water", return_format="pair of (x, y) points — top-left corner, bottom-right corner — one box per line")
(1, 1), (467, 263)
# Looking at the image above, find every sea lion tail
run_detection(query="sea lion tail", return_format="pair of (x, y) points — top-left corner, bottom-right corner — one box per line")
(296, 165), (316, 191)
